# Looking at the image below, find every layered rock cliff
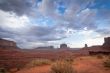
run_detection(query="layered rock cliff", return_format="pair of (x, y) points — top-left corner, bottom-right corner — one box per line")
(0, 38), (18, 49)
(103, 37), (110, 49)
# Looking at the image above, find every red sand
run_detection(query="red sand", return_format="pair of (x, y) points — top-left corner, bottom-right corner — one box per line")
(15, 56), (110, 73)
(16, 65), (51, 73)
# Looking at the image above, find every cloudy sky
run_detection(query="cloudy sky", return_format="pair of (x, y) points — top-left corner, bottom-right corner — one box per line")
(0, 0), (110, 49)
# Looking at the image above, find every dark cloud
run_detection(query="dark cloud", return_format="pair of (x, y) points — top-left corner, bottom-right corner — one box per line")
(96, 29), (110, 36)
(0, 0), (33, 15)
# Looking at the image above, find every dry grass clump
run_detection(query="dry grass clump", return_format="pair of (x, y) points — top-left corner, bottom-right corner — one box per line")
(65, 57), (74, 63)
(0, 68), (6, 73)
(96, 54), (104, 59)
(104, 58), (110, 68)
(26, 59), (51, 68)
(51, 60), (76, 73)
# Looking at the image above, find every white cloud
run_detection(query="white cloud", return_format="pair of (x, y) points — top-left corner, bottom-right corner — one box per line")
(0, 10), (29, 29)
(0, 9), (72, 48)
(79, 30), (94, 37)
(84, 37), (104, 47)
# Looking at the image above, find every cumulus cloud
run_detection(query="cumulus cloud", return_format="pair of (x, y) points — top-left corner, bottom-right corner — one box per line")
(96, 29), (110, 37)
(0, 10), (71, 48)
(0, 0), (34, 16)
(0, 0), (110, 48)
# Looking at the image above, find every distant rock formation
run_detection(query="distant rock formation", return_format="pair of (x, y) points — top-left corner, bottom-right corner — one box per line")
(36, 46), (54, 50)
(84, 44), (88, 48)
(0, 38), (19, 49)
(60, 43), (68, 49)
(102, 37), (110, 49)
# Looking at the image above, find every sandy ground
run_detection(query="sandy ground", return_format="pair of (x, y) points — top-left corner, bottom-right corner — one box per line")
(15, 65), (51, 73)
(74, 56), (110, 73)
(15, 56), (110, 73)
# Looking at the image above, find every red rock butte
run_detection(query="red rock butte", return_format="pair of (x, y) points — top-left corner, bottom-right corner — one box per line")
(0, 38), (18, 49)
(103, 37), (110, 48)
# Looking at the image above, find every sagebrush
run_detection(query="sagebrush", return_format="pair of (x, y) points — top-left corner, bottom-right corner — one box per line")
(26, 59), (51, 68)
(51, 60), (75, 73)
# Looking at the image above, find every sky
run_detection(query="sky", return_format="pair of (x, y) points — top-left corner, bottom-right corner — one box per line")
(0, 0), (110, 49)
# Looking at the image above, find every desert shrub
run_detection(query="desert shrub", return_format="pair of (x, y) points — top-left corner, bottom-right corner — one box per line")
(108, 55), (110, 59)
(0, 68), (6, 73)
(64, 58), (74, 64)
(51, 60), (76, 73)
(26, 59), (51, 68)
(65, 56), (74, 62)
(97, 54), (104, 59)
(15, 64), (24, 71)
(59, 55), (74, 63)
(104, 59), (110, 68)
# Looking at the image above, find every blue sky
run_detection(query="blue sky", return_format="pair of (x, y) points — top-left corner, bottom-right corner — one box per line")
(0, 0), (110, 49)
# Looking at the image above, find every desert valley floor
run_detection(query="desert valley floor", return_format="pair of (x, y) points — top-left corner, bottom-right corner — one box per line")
(0, 38), (110, 73)
(14, 56), (110, 73)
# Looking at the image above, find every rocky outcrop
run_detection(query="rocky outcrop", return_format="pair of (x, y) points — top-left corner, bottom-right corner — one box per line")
(84, 44), (88, 48)
(60, 44), (68, 49)
(102, 37), (110, 49)
(0, 38), (18, 49)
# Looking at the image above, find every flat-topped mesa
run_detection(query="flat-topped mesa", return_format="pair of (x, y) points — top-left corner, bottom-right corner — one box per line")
(60, 44), (67, 48)
(102, 37), (110, 49)
(59, 43), (70, 50)
(0, 38), (18, 49)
